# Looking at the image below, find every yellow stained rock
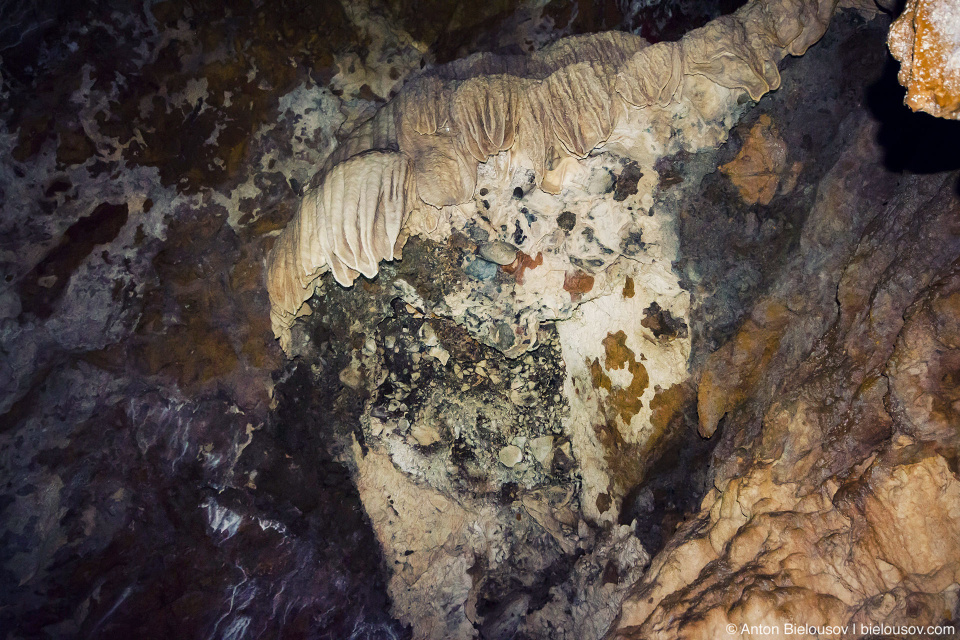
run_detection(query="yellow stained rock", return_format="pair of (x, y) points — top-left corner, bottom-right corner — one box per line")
(720, 114), (790, 206)
(889, 0), (960, 119)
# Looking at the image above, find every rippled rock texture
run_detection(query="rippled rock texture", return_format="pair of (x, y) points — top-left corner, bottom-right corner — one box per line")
(3, 1), (960, 639)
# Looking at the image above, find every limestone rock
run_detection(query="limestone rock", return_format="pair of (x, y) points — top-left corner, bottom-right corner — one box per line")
(257, 6), (960, 640)
(266, 150), (414, 348)
(10, 2), (960, 639)
(354, 446), (476, 639)
(410, 421), (442, 447)
(478, 240), (520, 265)
(605, 106), (960, 639)
(888, 275), (960, 447)
(889, 0), (960, 119)
(338, 357), (363, 389)
(529, 435), (554, 464)
(521, 524), (651, 639)
(266, 0), (843, 347)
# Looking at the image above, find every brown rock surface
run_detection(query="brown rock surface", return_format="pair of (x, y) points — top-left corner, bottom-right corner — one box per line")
(606, 107), (960, 640)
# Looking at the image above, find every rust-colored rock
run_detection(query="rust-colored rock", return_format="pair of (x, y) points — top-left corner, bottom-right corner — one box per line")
(597, 331), (650, 428)
(720, 115), (795, 205)
(564, 269), (596, 301)
(888, 0), (960, 119)
(502, 250), (543, 284)
(697, 300), (791, 437)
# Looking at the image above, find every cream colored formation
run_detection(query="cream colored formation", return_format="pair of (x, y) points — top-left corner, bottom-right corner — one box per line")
(266, 0), (839, 349)
(261, 2), (875, 639)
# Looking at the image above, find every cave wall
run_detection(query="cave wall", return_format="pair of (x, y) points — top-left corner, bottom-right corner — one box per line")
(2, 1), (960, 639)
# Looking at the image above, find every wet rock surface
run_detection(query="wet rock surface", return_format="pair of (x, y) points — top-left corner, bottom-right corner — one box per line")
(3, 1), (960, 640)
(0, 0), (594, 637)
(0, 0), (412, 636)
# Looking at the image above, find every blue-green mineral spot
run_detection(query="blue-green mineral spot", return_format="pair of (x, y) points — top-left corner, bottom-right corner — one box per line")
(464, 257), (498, 280)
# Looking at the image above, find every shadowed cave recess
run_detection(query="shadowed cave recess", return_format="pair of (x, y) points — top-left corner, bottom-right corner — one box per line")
(2, 0), (960, 639)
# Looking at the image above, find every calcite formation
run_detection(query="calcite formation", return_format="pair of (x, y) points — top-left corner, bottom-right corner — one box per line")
(889, 0), (960, 119)
(260, 1), (863, 638)
(266, 0), (840, 349)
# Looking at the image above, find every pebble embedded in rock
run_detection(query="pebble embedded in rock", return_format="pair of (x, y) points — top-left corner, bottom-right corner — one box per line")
(428, 345), (450, 365)
(495, 322), (515, 351)
(509, 389), (538, 406)
(478, 241), (519, 265)
(557, 211), (576, 231)
(338, 359), (363, 389)
(410, 422), (441, 447)
(420, 322), (439, 347)
(529, 436), (554, 464)
(498, 445), (523, 468)
(464, 257), (498, 280)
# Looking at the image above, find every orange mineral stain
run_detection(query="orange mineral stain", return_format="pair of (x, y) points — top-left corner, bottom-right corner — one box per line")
(563, 270), (595, 301)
